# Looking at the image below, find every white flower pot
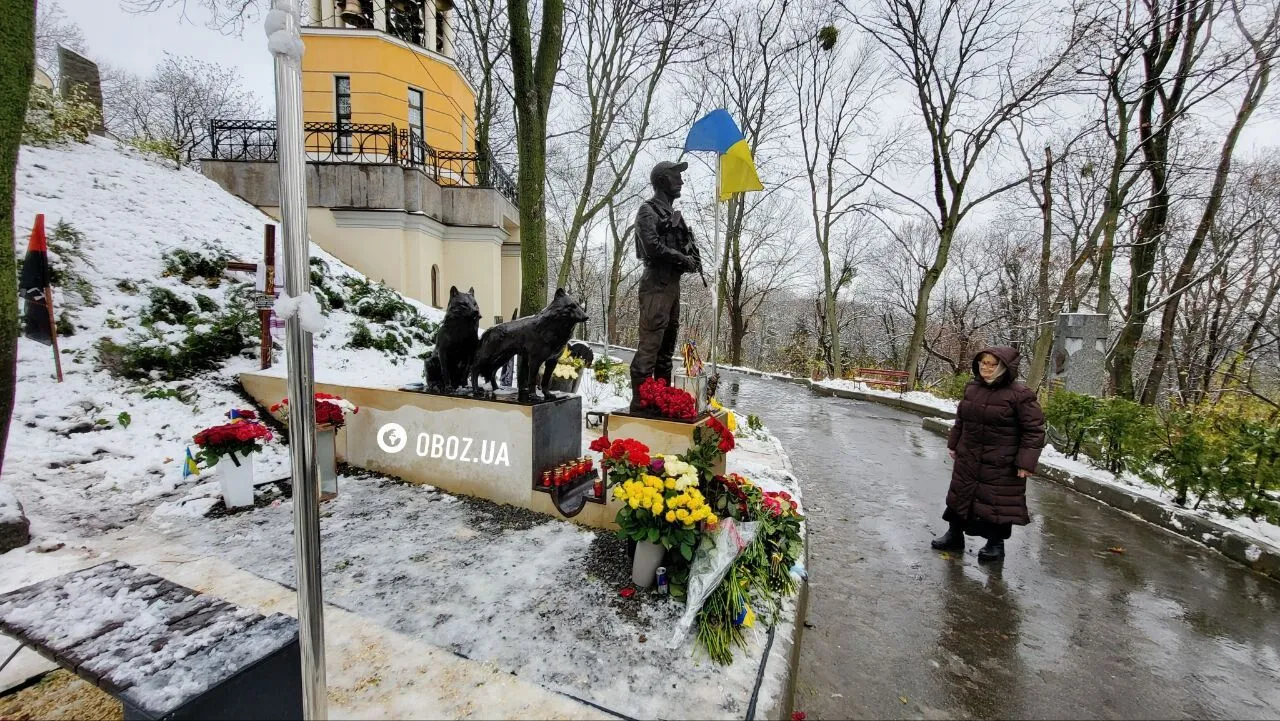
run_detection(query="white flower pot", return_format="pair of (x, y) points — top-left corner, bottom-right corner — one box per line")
(217, 451), (256, 508)
(631, 540), (665, 588)
(317, 426), (338, 500)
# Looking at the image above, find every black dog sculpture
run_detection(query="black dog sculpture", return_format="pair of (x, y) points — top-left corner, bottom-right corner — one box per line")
(470, 288), (589, 402)
(425, 286), (481, 392)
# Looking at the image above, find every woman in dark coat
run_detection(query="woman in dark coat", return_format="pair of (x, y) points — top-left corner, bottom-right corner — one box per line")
(931, 346), (1046, 563)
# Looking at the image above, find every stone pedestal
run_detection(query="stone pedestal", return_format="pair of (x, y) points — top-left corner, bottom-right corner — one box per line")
(603, 410), (729, 478)
(238, 371), (621, 529)
(1050, 313), (1108, 396)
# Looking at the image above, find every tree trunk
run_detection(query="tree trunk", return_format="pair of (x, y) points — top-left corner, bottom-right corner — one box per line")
(1027, 147), (1054, 391)
(0, 2), (34, 478)
(904, 224), (953, 388)
(507, 0), (565, 316)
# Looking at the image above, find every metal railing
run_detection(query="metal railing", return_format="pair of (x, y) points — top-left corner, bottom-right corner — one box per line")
(208, 119), (519, 207)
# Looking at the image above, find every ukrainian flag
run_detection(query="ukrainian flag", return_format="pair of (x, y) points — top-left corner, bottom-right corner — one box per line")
(684, 109), (763, 201)
(183, 448), (200, 478)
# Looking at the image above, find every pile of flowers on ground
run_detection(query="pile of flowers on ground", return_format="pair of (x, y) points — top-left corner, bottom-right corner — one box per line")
(193, 408), (274, 468)
(269, 392), (360, 429)
(594, 410), (804, 665)
(636, 377), (698, 420)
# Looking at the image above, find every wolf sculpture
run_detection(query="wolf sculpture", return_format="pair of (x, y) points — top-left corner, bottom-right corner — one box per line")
(469, 288), (589, 402)
(424, 286), (481, 392)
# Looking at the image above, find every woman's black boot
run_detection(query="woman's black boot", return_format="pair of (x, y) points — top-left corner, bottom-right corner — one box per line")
(930, 524), (965, 551)
(977, 539), (1005, 563)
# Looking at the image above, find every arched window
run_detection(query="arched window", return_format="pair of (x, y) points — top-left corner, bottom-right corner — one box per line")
(431, 265), (440, 308)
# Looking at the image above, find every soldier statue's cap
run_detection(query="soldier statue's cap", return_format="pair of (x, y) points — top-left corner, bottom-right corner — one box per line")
(651, 160), (688, 185)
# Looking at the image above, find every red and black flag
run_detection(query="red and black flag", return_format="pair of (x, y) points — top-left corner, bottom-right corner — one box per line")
(19, 214), (53, 345)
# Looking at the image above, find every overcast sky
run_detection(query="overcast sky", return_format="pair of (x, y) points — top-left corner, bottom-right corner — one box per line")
(57, 0), (279, 104)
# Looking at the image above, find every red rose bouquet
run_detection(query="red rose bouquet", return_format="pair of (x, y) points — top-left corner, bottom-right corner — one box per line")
(269, 392), (360, 429)
(635, 378), (697, 421)
(590, 436), (652, 485)
(193, 419), (273, 468)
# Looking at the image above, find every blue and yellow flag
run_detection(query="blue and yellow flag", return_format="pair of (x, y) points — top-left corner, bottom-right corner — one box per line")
(183, 448), (200, 478)
(683, 109), (763, 201)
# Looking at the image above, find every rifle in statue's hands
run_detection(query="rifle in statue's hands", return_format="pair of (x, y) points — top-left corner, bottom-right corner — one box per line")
(669, 211), (708, 288)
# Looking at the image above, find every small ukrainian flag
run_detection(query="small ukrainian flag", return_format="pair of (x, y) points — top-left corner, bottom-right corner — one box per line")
(183, 448), (200, 478)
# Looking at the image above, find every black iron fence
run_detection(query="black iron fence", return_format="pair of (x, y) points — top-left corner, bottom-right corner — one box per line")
(208, 119), (519, 208)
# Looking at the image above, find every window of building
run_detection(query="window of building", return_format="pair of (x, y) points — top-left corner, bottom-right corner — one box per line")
(431, 265), (441, 308)
(408, 88), (425, 164)
(335, 76), (352, 154)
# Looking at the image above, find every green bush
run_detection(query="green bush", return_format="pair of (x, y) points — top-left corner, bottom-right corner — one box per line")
(127, 135), (181, 166)
(1043, 389), (1102, 459)
(23, 85), (100, 146)
(348, 320), (410, 355)
(931, 373), (971, 401)
(1092, 397), (1158, 474)
(46, 221), (98, 307)
(142, 287), (196, 326)
(161, 248), (229, 285)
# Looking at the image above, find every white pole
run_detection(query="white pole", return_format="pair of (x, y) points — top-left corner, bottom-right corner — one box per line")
(603, 221), (610, 365)
(268, 2), (327, 718)
(710, 155), (722, 377)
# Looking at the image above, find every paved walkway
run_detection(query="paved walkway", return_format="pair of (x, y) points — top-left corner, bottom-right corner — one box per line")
(716, 373), (1280, 720)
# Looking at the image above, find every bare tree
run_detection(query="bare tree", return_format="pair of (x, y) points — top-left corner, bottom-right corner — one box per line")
(851, 0), (1093, 388)
(790, 18), (896, 377)
(105, 54), (262, 167)
(551, 0), (712, 288)
(1136, 0), (1280, 403)
(123, 0), (267, 33)
(692, 0), (805, 365)
(456, 0), (517, 169)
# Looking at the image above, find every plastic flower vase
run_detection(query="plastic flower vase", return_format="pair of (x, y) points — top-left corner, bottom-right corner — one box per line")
(217, 451), (255, 508)
(631, 540), (665, 588)
(317, 424), (338, 501)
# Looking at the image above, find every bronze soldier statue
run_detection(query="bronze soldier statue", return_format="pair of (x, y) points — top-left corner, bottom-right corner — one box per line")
(630, 160), (703, 411)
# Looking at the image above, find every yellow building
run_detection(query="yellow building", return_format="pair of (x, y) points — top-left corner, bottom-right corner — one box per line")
(204, 0), (521, 327)
(303, 0), (473, 154)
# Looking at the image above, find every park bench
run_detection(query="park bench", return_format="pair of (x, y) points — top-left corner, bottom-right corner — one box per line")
(852, 368), (909, 392)
(0, 560), (301, 720)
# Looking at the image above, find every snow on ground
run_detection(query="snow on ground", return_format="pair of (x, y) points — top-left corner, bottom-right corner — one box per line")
(815, 378), (960, 414)
(8, 137), (442, 538)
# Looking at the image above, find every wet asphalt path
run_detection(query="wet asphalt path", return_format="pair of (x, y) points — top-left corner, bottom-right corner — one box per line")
(712, 372), (1280, 720)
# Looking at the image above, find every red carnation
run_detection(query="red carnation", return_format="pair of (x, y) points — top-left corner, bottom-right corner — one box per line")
(590, 436), (610, 453)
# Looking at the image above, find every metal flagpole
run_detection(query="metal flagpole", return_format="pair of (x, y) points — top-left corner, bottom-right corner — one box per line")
(602, 222), (610, 367)
(710, 155), (722, 377)
(268, 2), (327, 718)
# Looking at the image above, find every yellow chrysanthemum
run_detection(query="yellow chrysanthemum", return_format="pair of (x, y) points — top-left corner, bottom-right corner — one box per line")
(629, 497), (640, 509)
(675, 508), (689, 522)
(651, 502), (663, 515)
(664, 478), (676, 490)
(707, 513), (719, 524)
(727, 411), (737, 432)
(665, 510), (676, 522)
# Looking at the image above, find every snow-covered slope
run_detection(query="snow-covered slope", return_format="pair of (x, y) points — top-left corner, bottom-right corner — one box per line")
(8, 137), (440, 536)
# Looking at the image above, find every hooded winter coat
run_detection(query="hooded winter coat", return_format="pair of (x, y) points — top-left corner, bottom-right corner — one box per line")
(945, 346), (1046, 526)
